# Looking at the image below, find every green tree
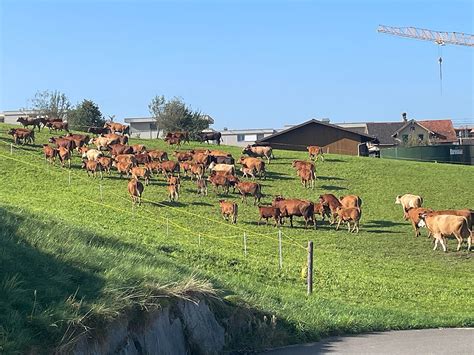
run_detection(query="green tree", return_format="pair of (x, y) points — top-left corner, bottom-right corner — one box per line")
(29, 90), (71, 119)
(148, 95), (209, 138)
(67, 99), (105, 131)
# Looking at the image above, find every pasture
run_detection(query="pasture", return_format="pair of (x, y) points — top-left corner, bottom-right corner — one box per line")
(0, 123), (473, 353)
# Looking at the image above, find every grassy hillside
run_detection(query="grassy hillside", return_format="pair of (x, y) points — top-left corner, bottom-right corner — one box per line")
(0, 123), (473, 353)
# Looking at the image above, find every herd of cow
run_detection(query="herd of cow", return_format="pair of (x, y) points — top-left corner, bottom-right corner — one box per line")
(5, 118), (473, 252)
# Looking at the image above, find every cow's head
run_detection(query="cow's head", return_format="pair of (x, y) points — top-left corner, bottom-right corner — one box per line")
(395, 195), (402, 204)
(416, 212), (430, 228)
(242, 145), (251, 154)
(7, 129), (16, 135)
(48, 137), (56, 143)
(273, 195), (285, 202)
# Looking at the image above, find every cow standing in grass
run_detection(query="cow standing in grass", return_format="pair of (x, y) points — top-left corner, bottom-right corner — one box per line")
(307, 146), (324, 161)
(272, 196), (316, 229)
(17, 117), (41, 131)
(128, 178), (144, 206)
(42, 144), (57, 165)
(219, 200), (238, 224)
(242, 145), (273, 164)
(334, 206), (361, 233)
(395, 194), (423, 219)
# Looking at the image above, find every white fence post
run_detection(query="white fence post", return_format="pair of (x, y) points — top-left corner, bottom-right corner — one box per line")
(68, 170), (71, 186)
(198, 234), (201, 246)
(10, 143), (13, 155)
(243, 232), (247, 256)
(278, 229), (283, 270)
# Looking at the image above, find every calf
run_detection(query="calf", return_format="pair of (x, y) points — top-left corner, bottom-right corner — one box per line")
(196, 178), (208, 196)
(82, 160), (103, 178)
(148, 150), (168, 162)
(297, 167), (315, 189)
(179, 161), (193, 176)
(109, 143), (133, 156)
(173, 151), (194, 162)
(57, 147), (71, 168)
(418, 213), (470, 252)
(131, 166), (151, 186)
(334, 207), (361, 233)
(114, 154), (138, 167)
(319, 194), (342, 224)
(242, 145), (273, 164)
(240, 166), (256, 179)
(8, 128), (35, 145)
(313, 202), (331, 222)
(135, 152), (151, 164)
(47, 121), (69, 133)
(113, 161), (132, 178)
(82, 148), (103, 161)
(160, 160), (180, 177)
(219, 200), (238, 224)
(307, 146), (324, 161)
(167, 183), (179, 202)
(405, 207), (434, 237)
(128, 178), (144, 206)
(272, 196), (316, 229)
(49, 137), (75, 151)
(190, 163), (205, 181)
(97, 156), (113, 175)
(395, 194), (423, 218)
(239, 157), (266, 179)
(167, 176), (181, 192)
(292, 160), (315, 176)
(145, 161), (162, 176)
(235, 181), (262, 205)
(42, 144), (57, 165)
(131, 144), (146, 154)
(207, 174), (230, 194)
(257, 205), (281, 227)
(339, 195), (362, 208)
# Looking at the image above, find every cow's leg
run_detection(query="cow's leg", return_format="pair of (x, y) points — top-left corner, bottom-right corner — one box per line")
(336, 218), (342, 230)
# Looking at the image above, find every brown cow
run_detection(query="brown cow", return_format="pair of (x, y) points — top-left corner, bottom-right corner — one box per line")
(167, 183), (179, 202)
(135, 152), (151, 164)
(240, 166), (256, 179)
(209, 150), (231, 157)
(207, 174), (230, 194)
(319, 194), (342, 224)
(297, 167), (315, 189)
(334, 207), (361, 233)
(49, 136), (75, 151)
(114, 154), (138, 167)
(339, 195), (362, 208)
(428, 209), (473, 230)
(64, 133), (89, 150)
(164, 136), (181, 146)
(113, 161), (132, 178)
(257, 205), (282, 226)
(209, 162), (235, 175)
(128, 178), (144, 205)
(57, 147), (71, 168)
(17, 117), (41, 131)
(131, 166), (151, 186)
(145, 161), (162, 176)
(8, 128), (35, 145)
(103, 133), (127, 145)
(405, 207), (434, 237)
(82, 159), (103, 178)
(179, 161), (193, 176)
(190, 163), (205, 181)
(46, 121), (69, 133)
(196, 178), (208, 196)
(235, 181), (262, 205)
(42, 144), (57, 164)
(173, 151), (194, 162)
(242, 145), (273, 164)
(148, 150), (168, 162)
(109, 143), (133, 156)
(307, 146), (324, 161)
(131, 144), (146, 154)
(418, 213), (471, 252)
(239, 157), (266, 179)
(313, 202), (331, 222)
(105, 122), (129, 135)
(219, 200), (238, 224)
(292, 160), (315, 176)
(160, 161), (180, 177)
(97, 156), (113, 175)
(193, 152), (211, 168)
(272, 196), (316, 229)
(167, 176), (181, 192)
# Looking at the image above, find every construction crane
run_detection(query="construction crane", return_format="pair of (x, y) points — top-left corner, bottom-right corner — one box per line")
(377, 25), (474, 94)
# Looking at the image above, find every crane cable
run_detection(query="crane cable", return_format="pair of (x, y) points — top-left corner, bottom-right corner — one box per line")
(437, 44), (443, 95)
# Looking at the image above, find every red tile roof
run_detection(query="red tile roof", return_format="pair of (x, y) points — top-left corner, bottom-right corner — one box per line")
(418, 120), (457, 141)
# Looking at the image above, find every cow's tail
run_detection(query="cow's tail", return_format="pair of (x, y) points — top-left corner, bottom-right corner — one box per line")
(460, 217), (471, 239)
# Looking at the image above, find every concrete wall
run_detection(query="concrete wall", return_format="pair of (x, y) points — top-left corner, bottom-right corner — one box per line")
(222, 132), (274, 147)
(129, 122), (160, 139)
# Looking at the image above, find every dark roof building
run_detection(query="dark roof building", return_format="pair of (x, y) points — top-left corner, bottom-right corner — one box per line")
(365, 122), (405, 146)
(257, 119), (375, 156)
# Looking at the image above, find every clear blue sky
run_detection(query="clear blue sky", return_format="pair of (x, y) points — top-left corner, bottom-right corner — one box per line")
(1, 0), (472, 129)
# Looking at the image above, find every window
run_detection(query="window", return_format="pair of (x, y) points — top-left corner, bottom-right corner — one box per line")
(256, 133), (264, 140)
(402, 134), (409, 143)
(418, 134), (424, 141)
(244, 134), (257, 142)
(237, 134), (245, 142)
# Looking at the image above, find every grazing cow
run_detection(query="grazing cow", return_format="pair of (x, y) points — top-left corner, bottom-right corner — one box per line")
(97, 156), (113, 175)
(196, 178), (208, 196)
(128, 178), (144, 205)
(395, 194), (423, 218)
(405, 207), (434, 237)
(193, 152), (211, 168)
(131, 144), (146, 154)
(81, 148), (103, 161)
(240, 166), (256, 179)
(57, 147), (71, 168)
(109, 143), (134, 156)
(42, 144), (57, 164)
(235, 181), (262, 205)
(297, 167), (315, 189)
(307, 146), (324, 161)
(103, 133), (126, 145)
(113, 161), (132, 178)
(207, 174), (230, 194)
(313, 202), (331, 222)
(209, 162), (235, 175)
(339, 195), (362, 208)
(82, 159), (103, 178)
(242, 145), (273, 164)
(319, 194), (342, 224)
(131, 166), (151, 186)
(148, 150), (168, 162)
(179, 161), (193, 176)
(160, 161), (180, 177)
(239, 157), (266, 179)
(114, 154), (138, 167)
(105, 122), (129, 135)
(292, 160), (315, 176)
(334, 207), (361, 233)
(219, 200), (238, 223)
(258, 205), (282, 226)
(173, 151), (194, 162)
(145, 161), (162, 176)
(272, 196), (316, 229)
(190, 163), (205, 181)
(164, 136), (181, 147)
(208, 150), (231, 157)
(210, 155), (235, 165)
(198, 131), (222, 145)
(9, 128), (35, 145)
(88, 126), (110, 135)
(46, 121), (69, 133)
(49, 137), (75, 151)
(135, 152), (151, 164)
(17, 117), (41, 131)
(63, 134), (89, 150)
(418, 213), (471, 252)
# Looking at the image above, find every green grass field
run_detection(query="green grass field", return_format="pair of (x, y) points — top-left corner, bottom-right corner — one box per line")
(0, 123), (473, 353)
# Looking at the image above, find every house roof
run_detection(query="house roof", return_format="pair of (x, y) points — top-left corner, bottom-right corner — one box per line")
(257, 119), (376, 144)
(392, 119), (457, 142)
(366, 122), (405, 145)
(124, 117), (155, 123)
(220, 128), (276, 135)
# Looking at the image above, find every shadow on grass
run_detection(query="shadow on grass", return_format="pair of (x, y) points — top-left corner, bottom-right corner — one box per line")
(364, 220), (406, 228)
(365, 229), (403, 234)
(190, 201), (213, 207)
(320, 185), (347, 191)
(265, 171), (293, 181)
(318, 176), (345, 181)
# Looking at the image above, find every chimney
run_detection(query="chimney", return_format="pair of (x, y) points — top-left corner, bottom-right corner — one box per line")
(402, 112), (407, 122)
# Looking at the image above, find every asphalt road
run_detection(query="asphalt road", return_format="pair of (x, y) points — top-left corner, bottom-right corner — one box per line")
(260, 328), (474, 354)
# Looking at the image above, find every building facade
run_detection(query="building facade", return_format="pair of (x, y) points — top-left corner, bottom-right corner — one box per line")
(0, 110), (40, 125)
(220, 128), (277, 147)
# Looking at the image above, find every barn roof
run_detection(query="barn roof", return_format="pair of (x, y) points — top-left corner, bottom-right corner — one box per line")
(366, 122), (405, 145)
(257, 119), (376, 144)
(392, 119), (457, 142)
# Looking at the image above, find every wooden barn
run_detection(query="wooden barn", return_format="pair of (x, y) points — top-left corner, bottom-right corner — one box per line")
(256, 119), (376, 156)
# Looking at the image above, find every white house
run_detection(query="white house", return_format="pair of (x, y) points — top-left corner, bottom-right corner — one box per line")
(219, 128), (277, 147)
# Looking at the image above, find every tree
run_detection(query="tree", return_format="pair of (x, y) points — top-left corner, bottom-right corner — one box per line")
(67, 99), (105, 131)
(29, 90), (71, 119)
(148, 95), (209, 138)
